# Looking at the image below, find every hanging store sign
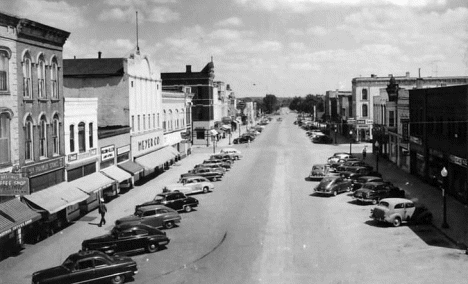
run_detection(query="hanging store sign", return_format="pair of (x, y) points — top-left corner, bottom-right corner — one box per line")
(449, 155), (467, 168)
(101, 145), (115, 161)
(0, 173), (30, 196)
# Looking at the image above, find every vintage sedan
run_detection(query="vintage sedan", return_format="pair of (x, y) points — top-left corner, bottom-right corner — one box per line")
(205, 159), (232, 170)
(210, 153), (235, 163)
(164, 176), (214, 194)
(180, 167), (223, 181)
(312, 135), (333, 144)
(308, 164), (332, 180)
(32, 250), (137, 284)
(327, 152), (354, 164)
(137, 192), (199, 213)
(314, 176), (352, 196)
(370, 198), (433, 227)
(194, 163), (226, 173)
(82, 224), (170, 256)
(220, 148), (243, 159)
(353, 182), (405, 204)
(351, 176), (385, 191)
(115, 205), (181, 229)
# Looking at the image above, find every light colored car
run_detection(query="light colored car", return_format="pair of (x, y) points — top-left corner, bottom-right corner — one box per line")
(115, 204), (181, 229)
(220, 148), (243, 159)
(370, 198), (432, 227)
(327, 153), (355, 164)
(164, 176), (214, 195)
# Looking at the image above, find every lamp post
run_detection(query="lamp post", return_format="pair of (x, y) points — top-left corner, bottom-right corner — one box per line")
(441, 167), (449, 228)
(212, 134), (216, 154)
(228, 131), (232, 145)
(334, 126), (337, 145)
(349, 130), (353, 154)
(375, 141), (380, 172)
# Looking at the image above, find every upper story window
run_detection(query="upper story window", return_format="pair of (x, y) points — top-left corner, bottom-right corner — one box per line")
(23, 52), (32, 98)
(39, 115), (48, 158)
(25, 116), (34, 161)
(362, 104), (368, 117)
(389, 111), (395, 127)
(78, 122), (85, 153)
(163, 110), (167, 131)
(52, 115), (60, 155)
(361, 89), (368, 100)
(0, 112), (11, 164)
(175, 109), (179, 129)
(69, 124), (75, 152)
(89, 122), (93, 148)
(0, 49), (10, 92)
(169, 110), (173, 130)
(37, 55), (46, 99)
(50, 57), (59, 99)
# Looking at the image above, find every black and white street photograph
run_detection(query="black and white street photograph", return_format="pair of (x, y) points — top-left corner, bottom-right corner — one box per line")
(1, 0), (468, 283)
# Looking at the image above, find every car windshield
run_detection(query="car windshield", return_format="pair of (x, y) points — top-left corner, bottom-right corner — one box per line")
(62, 257), (75, 270)
(154, 195), (165, 202)
(134, 210), (143, 217)
(363, 184), (375, 189)
(313, 166), (323, 170)
(379, 201), (390, 207)
(321, 177), (335, 183)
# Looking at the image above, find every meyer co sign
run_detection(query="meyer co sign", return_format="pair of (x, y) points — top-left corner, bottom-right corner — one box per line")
(0, 173), (30, 196)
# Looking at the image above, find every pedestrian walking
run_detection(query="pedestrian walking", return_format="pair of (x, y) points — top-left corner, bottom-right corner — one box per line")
(362, 146), (367, 160)
(98, 198), (107, 227)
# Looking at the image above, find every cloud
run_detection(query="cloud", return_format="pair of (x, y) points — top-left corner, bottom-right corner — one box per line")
(103, 0), (176, 7)
(307, 26), (328, 36)
(216, 17), (243, 27)
(289, 42), (307, 51)
(11, 0), (87, 30)
(147, 7), (180, 23)
(287, 29), (305, 36)
(98, 7), (133, 21)
(64, 38), (139, 59)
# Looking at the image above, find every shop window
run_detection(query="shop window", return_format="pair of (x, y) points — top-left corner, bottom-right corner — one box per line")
(37, 55), (46, 98)
(0, 49), (10, 91)
(117, 152), (129, 163)
(69, 124), (75, 152)
(78, 122), (85, 153)
(39, 116), (47, 158)
(52, 115), (60, 155)
(0, 112), (11, 164)
(25, 116), (34, 160)
(23, 52), (32, 98)
(50, 57), (59, 99)
(196, 130), (205, 140)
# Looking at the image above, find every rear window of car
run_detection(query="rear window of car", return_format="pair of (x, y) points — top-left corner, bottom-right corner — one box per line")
(313, 165), (323, 170)
(363, 184), (375, 189)
(379, 201), (390, 207)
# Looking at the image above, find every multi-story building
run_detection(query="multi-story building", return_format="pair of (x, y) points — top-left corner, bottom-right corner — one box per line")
(409, 84), (468, 204)
(0, 12), (69, 258)
(325, 90), (352, 134)
(162, 62), (216, 145)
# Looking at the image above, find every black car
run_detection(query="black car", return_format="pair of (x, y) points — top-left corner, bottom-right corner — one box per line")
(351, 176), (385, 191)
(353, 182), (405, 204)
(233, 136), (252, 144)
(137, 192), (199, 212)
(314, 176), (352, 196)
(82, 223), (170, 256)
(32, 250), (137, 284)
(312, 135), (333, 144)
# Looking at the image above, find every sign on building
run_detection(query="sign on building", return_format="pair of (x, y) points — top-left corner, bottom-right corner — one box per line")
(0, 173), (30, 196)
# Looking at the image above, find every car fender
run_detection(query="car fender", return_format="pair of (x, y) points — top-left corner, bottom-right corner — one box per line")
(386, 212), (403, 223)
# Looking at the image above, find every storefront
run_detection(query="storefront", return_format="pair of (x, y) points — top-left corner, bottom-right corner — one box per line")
(135, 147), (177, 176)
(66, 152), (98, 182)
(100, 165), (133, 192)
(21, 157), (65, 193)
(427, 148), (445, 185)
(68, 172), (116, 208)
(164, 132), (183, 159)
(0, 198), (41, 259)
(448, 154), (468, 203)
(117, 161), (144, 183)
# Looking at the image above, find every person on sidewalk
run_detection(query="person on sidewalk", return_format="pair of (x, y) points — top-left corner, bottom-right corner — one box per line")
(362, 146), (367, 160)
(98, 199), (107, 227)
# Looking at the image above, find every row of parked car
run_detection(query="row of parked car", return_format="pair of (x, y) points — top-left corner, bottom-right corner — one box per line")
(308, 152), (433, 228)
(32, 148), (245, 284)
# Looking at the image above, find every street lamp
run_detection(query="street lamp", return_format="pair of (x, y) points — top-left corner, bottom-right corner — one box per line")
(212, 134), (217, 154)
(349, 130), (353, 154)
(228, 130), (232, 145)
(334, 126), (337, 145)
(375, 141), (380, 172)
(441, 167), (449, 228)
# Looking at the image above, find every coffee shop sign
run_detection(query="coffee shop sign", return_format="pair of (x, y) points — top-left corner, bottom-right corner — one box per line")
(0, 173), (30, 196)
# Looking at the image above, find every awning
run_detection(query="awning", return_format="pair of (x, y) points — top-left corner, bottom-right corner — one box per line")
(166, 146), (180, 156)
(135, 147), (176, 171)
(100, 165), (132, 183)
(164, 132), (183, 146)
(0, 198), (41, 238)
(23, 183), (89, 214)
(69, 172), (115, 195)
(220, 124), (231, 130)
(117, 161), (144, 175)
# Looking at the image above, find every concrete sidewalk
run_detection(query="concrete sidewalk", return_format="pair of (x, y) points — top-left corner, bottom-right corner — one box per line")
(335, 132), (468, 250)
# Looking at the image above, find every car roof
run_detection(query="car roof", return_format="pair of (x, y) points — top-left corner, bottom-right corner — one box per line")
(182, 175), (204, 180)
(113, 223), (161, 232)
(380, 198), (412, 204)
(360, 176), (382, 180)
(364, 181), (387, 186)
(135, 204), (172, 211)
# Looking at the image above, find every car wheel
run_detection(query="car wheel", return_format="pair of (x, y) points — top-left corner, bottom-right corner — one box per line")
(392, 217), (402, 227)
(185, 205), (192, 212)
(203, 186), (209, 193)
(164, 221), (175, 229)
(333, 191), (337, 196)
(146, 242), (159, 253)
(110, 274), (125, 284)
(372, 199), (378, 205)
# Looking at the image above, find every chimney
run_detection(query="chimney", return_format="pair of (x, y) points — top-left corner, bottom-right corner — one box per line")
(371, 74), (377, 78)
(416, 77), (423, 89)
(406, 72), (410, 78)
(388, 74), (393, 77)
(98, 51), (102, 59)
(74, 56), (76, 59)
(186, 65), (191, 73)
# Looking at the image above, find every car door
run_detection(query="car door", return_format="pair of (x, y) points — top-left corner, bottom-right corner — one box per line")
(93, 256), (112, 281)
(116, 230), (137, 253)
(132, 228), (149, 250)
(72, 258), (95, 283)
(170, 193), (185, 211)
(191, 178), (203, 193)
(404, 202), (416, 220)
(142, 209), (162, 228)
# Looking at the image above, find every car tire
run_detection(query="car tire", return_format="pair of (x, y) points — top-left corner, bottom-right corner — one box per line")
(392, 217), (402, 227)
(372, 199), (378, 205)
(146, 242), (159, 253)
(164, 221), (175, 229)
(110, 274), (125, 284)
(333, 191), (337, 196)
(203, 186), (209, 193)
(184, 205), (192, 212)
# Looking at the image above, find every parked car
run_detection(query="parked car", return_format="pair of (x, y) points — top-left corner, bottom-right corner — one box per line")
(180, 167), (223, 181)
(203, 159), (232, 170)
(194, 163), (226, 173)
(233, 136), (252, 144)
(136, 192), (199, 213)
(308, 164), (332, 180)
(336, 166), (373, 175)
(31, 250), (137, 284)
(339, 171), (365, 183)
(351, 176), (385, 191)
(314, 176), (352, 196)
(210, 153), (235, 163)
(327, 153), (355, 164)
(353, 182), (405, 204)
(82, 223), (170, 256)
(241, 133), (256, 141)
(312, 135), (333, 144)
(341, 160), (373, 170)
(370, 198), (433, 227)
(220, 148), (243, 159)
(164, 177), (214, 195)
(115, 205), (181, 229)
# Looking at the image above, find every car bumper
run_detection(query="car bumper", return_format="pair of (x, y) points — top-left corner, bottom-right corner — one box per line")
(314, 189), (333, 195)
(353, 197), (374, 203)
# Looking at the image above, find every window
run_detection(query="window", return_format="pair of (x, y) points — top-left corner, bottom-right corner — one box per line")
(25, 116), (34, 160)
(138, 115), (140, 131)
(157, 113), (160, 128)
(78, 122), (85, 153)
(94, 259), (106, 267)
(52, 115), (59, 155)
(389, 111), (395, 127)
(69, 124), (75, 152)
(89, 122), (93, 148)
(0, 50), (9, 91)
(23, 53), (32, 98)
(76, 260), (94, 270)
(131, 115), (134, 131)
(39, 116), (47, 157)
(148, 113), (150, 129)
(50, 57), (59, 99)
(362, 104), (368, 117)
(0, 112), (11, 164)
(362, 89), (368, 100)
(163, 111), (167, 131)
(153, 114), (155, 129)
(143, 114), (146, 130)
(37, 55), (46, 98)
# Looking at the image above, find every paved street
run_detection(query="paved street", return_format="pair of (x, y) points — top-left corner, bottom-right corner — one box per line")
(2, 112), (468, 284)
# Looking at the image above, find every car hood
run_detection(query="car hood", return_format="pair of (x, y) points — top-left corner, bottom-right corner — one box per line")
(355, 188), (373, 194)
(32, 265), (69, 281)
(82, 233), (114, 245)
(116, 215), (140, 224)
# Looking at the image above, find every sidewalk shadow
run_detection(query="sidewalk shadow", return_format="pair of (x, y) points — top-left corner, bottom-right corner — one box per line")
(409, 225), (457, 249)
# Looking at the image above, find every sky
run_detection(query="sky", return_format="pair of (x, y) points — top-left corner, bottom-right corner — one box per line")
(3, 0), (468, 97)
